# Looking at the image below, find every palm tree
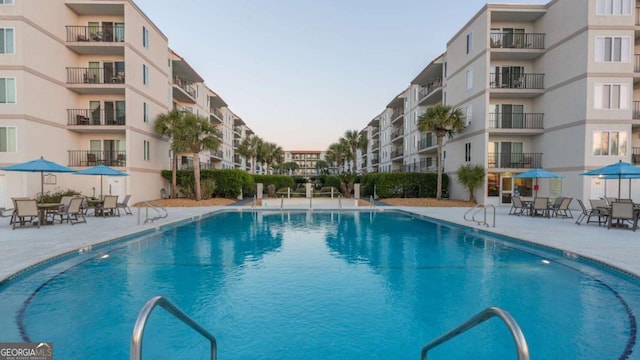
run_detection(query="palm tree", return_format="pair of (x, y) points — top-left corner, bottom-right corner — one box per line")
(261, 142), (284, 174)
(315, 160), (329, 175)
(283, 161), (299, 175)
(418, 104), (465, 200)
(173, 113), (221, 201)
(456, 164), (485, 202)
(237, 136), (263, 174)
(326, 141), (349, 174)
(342, 130), (368, 172)
(154, 109), (186, 199)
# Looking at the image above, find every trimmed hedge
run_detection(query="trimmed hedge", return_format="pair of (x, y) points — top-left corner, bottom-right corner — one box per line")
(161, 169), (255, 198)
(360, 172), (448, 198)
(316, 174), (342, 190)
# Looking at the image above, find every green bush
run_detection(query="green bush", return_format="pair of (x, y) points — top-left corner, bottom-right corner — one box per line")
(360, 172), (448, 198)
(38, 188), (82, 203)
(316, 186), (340, 197)
(162, 169), (255, 199)
(253, 175), (295, 194)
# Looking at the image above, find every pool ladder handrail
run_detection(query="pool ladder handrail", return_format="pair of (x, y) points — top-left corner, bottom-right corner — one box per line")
(420, 306), (529, 360)
(463, 203), (495, 227)
(130, 296), (217, 360)
(369, 195), (376, 208)
(136, 201), (168, 224)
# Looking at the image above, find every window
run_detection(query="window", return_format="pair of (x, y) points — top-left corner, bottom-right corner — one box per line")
(465, 104), (472, 125)
(596, 0), (632, 15)
(0, 77), (16, 103)
(143, 140), (150, 160)
(142, 26), (149, 49)
(595, 36), (630, 62)
(466, 68), (473, 91)
(593, 131), (627, 156)
(466, 32), (473, 54)
(464, 142), (471, 162)
(0, 28), (14, 54)
(143, 102), (149, 123)
(0, 0), (14, 4)
(0, 126), (16, 152)
(143, 64), (149, 86)
(595, 84), (628, 109)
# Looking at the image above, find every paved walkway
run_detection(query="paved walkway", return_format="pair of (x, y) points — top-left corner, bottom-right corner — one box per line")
(1, 204), (639, 283)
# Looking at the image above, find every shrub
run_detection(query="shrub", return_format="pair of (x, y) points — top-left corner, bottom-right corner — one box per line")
(38, 188), (82, 203)
(253, 175), (295, 194)
(360, 172), (448, 198)
(162, 169), (255, 199)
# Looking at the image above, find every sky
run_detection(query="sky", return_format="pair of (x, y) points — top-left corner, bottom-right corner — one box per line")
(134, 0), (547, 150)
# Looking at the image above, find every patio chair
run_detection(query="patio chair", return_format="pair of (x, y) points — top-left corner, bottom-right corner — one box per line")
(509, 197), (524, 215)
(576, 199), (598, 225)
(589, 199), (610, 226)
(12, 199), (40, 230)
(548, 197), (564, 216)
(607, 201), (638, 231)
(117, 194), (132, 215)
(8, 197), (31, 225)
(531, 197), (550, 218)
(552, 198), (573, 218)
(56, 197), (86, 225)
(101, 195), (120, 217)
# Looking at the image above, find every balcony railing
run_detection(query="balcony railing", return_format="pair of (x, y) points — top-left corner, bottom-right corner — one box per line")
(210, 150), (223, 159)
(401, 163), (437, 173)
(634, 101), (640, 120)
(488, 113), (543, 129)
(391, 127), (404, 139)
(66, 25), (125, 42)
(488, 152), (542, 168)
(490, 73), (544, 89)
(173, 77), (196, 98)
(391, 109), (404, 121)
(210, 108), (224, 120)
(635, 54), (640, 73)
(68, 150), (126, 167)
(234, 155), (242, 164)
(418, 136), (436, 150)
(371, 140), (380, 149)
(636, 7), (640, 25)
(67, 109), (126, 126)
(418, 78), (443, 100)
(371, 156), (380, 165)
(67, 67), (125, 84)
(177, 161), (215, 170)
(391, 149), (404, 159)
(633, 147), (640, 165)
(490, 32), (545, 49)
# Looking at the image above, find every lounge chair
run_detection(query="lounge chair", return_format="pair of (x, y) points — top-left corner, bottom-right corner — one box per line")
(101, 195), (120, 217)
(607, 201), (638, 231)
(8, 197), (31, 225)
(552, 197), (573, 218)
(117, 194), (132, 215)
(509, 197), (526, 216)
(576, 199), (599, 225)
(12, 199), (40, 230)
(56, 197), (86, 225)
(548, 197), (563, 215)
(531, 197), (550, 218)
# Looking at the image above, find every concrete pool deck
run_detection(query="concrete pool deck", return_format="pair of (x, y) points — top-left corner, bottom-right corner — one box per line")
(1, 204), (640, 283)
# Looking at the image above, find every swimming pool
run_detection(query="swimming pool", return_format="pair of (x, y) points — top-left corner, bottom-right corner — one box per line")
(0, 210), (638, 359)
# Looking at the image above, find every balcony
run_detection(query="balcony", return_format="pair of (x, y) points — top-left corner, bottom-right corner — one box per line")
(371, 156), (380, 165)
(391, 109), (404, 123)
(490, 32), (545, 60)
(635, 55), (640, 73)
(234, 140), (241, 148)
(173, 77), (197, 103)
(68, 150), (126, 167)
(234, 155), (242, 164)
(490, 73), (544, 98)
(372, 127), (380, 138)
(418, 135), (436, 151)
(210, 108), (224, 122)
(634, 101), (640, 120)
(488, 113), (544, 131)
(65, 25), (124, 55)
(488, 152), (542, 169)
(371, 140), (380, 150)
(66, 67), (125, 94)
(633, 148), (640, 165)
(67, 109), (126, 127)
(417, 78), (443, 105)
(391, 127), (404, 141)
(391, 149), (404, 159)
(210, 150), (223, 159)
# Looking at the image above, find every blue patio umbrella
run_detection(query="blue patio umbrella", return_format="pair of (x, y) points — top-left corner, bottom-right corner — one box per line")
(74, 165), (128, 199)
(0, 156), (76, 203)
(581, 161), (640, 199)
(513, 168), (564, 197)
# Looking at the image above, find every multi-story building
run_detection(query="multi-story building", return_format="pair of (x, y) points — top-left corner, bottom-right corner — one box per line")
(0, 0), (255, 207)
(362, 0), (640, 206)
(284, 150), (325, 176)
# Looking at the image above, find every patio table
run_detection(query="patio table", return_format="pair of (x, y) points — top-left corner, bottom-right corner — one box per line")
(37, 203), (61, 225)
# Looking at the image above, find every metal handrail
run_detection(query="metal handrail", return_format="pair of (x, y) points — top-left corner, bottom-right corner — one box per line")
(369, 195), (375, 208)
(130, 296), (217, 360)
(463, 203), (496, 227)
(137, 201), (168, 224)
(421, 307), (529, 360)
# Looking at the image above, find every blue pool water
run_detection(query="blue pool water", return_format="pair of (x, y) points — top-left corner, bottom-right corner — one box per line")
(0, 210), (639, 359)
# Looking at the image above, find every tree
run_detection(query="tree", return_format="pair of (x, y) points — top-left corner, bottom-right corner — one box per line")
(315, 160), (329, 175)
(261, 142), (284, 174)
(342, 129), (368, 172)
(173, 113), (221, 201)
(456, 164), (485, 202)
(283, 161), (299, 175)
(418, 104), (465, 200)
(237, 136), (263, 174)
(154, 109), (187, 199)
(326, 141), (349, 174)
